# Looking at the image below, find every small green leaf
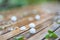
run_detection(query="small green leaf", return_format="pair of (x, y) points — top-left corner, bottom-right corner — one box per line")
(45, 34), (50, 39)
(48, 30), (53, 33)
(45, 30), (58, 39)
(14, 36), (24, 40)
(0, 0), (5, 4)
(49, 33), (58, 38)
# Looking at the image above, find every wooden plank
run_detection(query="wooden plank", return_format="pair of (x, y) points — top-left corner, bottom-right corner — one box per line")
(1, 14), (50, 35)
(0, 14), (36, 35)
(0, 36), (6, 40)
(55, 28), (60, 38)
(0, 15), (54, 40)
(27, 24), (54, 40)
(9, 19), (52, 40)
(55, 28), (60, 40)
(1, 14), (35, 28)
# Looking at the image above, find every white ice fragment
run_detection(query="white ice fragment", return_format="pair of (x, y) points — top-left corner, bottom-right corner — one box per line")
(29, 23), (36, 28)
(20, 26), (26, 31)
(11, 16), (17, 22)
(35, 15), (40, 20)
(29, 28), (36, 34)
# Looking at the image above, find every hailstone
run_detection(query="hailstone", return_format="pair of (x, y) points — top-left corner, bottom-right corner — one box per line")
(20, 26), (26, 31)
(29, 23), (36, 28)
(11, 16), (17, 22)
(29, 28), (36, 34)
(35, 15), (40, 20)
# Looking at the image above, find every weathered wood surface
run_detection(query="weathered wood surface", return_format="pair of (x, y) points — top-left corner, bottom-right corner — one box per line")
(0, 14), (54, 40)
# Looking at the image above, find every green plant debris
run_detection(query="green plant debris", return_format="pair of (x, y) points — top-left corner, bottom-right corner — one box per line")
(14, 36), (24, 40)
(45, 30), (58, 39)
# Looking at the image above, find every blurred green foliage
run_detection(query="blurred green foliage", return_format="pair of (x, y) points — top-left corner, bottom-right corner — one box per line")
(0, 0), (6, 5)
(45, 30), (58, 39)
(0, 0), (4, 4)
(0, 0), (58, 11)
(8, 0), (28, 6)
(14, 36), (24, 40)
